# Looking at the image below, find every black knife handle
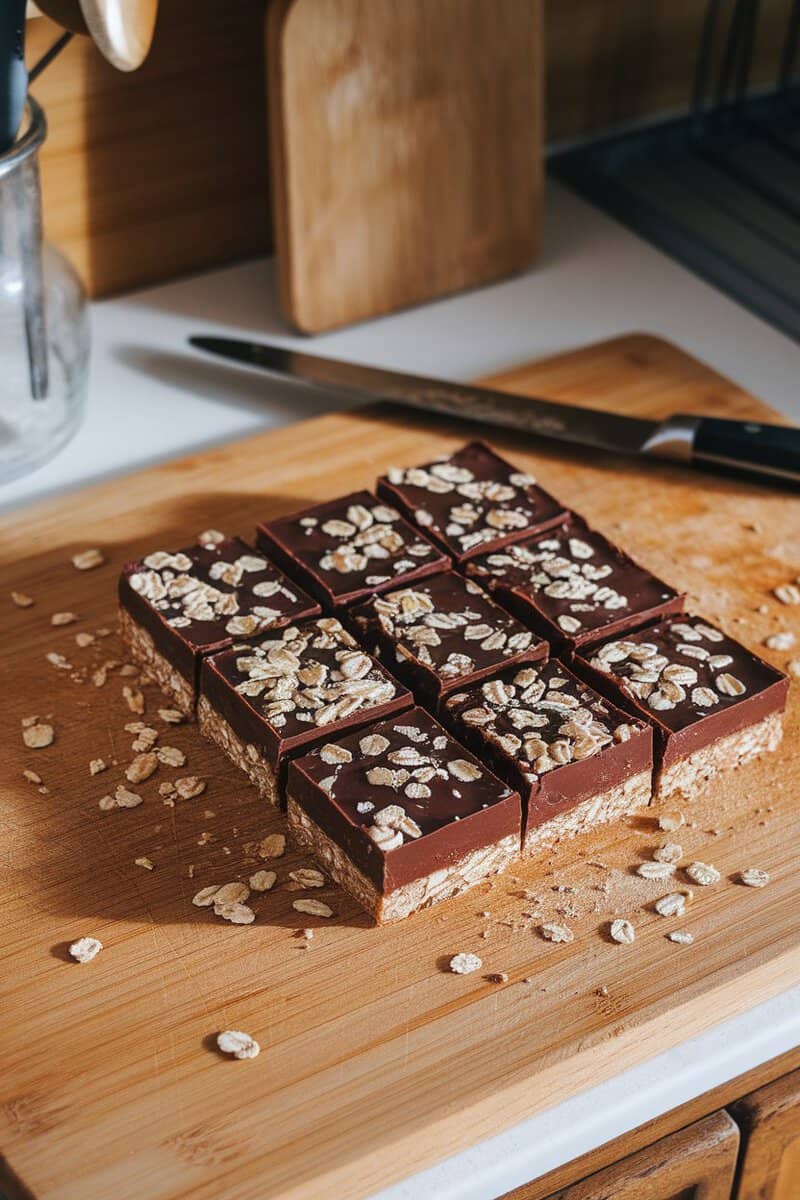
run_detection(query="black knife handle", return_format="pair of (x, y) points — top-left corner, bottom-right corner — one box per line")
(691, 416), (800, 485)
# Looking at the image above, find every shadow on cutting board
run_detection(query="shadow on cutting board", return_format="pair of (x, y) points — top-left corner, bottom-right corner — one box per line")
(4, 489), (377, 936)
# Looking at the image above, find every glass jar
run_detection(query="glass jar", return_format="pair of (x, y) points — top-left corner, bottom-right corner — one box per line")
(0, 97), (89, 484)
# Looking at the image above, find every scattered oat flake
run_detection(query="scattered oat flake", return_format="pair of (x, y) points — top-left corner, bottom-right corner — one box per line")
(212, 882), (250, 907)
(157, 746), (186, 767)
(75, 632), (95, 648)
(658, 812), (685, 832)
(637, 861), (675, 880)
(192, 885), (221, 907)
(134, 857), (155, 871)
(89, 758), (107, 776)
(174, 776), (206, 800)
(22, 722), (54, 749)
(122, 685), (145, 714)
(541, 922), (574, 944)
(654, 842), (683, 864)
(46, 651), (71, 670)
(774, 583), (800, 605)
(289, 868), (326, 889)
(765, 631), (795, 650)
(486, 972), (509, 984)
(51, 611), (78, 626)
(11, 591), (34, 607)
(686, 861), (720, 886)
(216, 902), (255, 924)
(158, 708), (184, 724)
(739, 867), (770, 888)
(249, 870), (277, 892)
(23, 768), (42, 784)
(72, 548), (105, 571)
(292, 898), (333, 918)
(609, 919), (635, 944)
(449, 952), (482, 974)
(217, 1030), (260, 1059)
(99, 785), (143, 811)
(259, 833), (286, 859)
(131, 727), (158, 752)
(69, 936), (103, 963)
(788, 660), (800, 679)
(126, 752), (158, 783)
(668, 930), (694, 945)
(654, 892), (687, 918)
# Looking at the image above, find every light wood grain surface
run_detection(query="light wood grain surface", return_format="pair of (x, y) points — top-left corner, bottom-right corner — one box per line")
(267, 0), (543, 332)
(1, 334), (798, 1200)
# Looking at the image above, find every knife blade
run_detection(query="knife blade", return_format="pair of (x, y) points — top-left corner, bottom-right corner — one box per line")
(189, 335), (800, 487)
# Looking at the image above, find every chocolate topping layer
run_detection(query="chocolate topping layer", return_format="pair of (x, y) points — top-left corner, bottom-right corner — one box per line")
(119, 535), (319, 683)
(467, 516), (683, 648)
(443, 659), (652, 830)
(350, 570), (547, 705)
(257, 491), (448, 608)
(287, 706), (520, 890)
(574, 615), (789, 767)
(376, 441), (565, 561)
(201, 616), (411, 772)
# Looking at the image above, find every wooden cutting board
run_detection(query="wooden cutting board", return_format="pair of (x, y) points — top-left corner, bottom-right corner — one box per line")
(266, 0), (543, 332)
(1, 334), (799, 1200)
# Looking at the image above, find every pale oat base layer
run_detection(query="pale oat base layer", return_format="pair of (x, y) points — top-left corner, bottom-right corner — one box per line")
(524, 768), (652, 858)
(118, 606), (195, 717)
(287, 796), (518, 923)
(656, 709), (783, 804)
(197, 695), (280, 807)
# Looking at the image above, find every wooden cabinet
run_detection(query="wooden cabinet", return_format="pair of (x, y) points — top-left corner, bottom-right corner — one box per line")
(730, 1068), (800, 1200)
(504, 1111), (739, 1200)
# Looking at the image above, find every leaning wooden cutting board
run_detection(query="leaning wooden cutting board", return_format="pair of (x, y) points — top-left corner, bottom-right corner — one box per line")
(1, 334), (799, 1200)
(266, 0), (543, 332)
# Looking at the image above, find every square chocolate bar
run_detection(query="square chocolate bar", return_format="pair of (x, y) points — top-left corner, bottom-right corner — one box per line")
(573, 615), (789, 803)
(198, 616), (412, 806)
(442, 660), (653, 856)
(286, 706), (521, 922)
(119, 534), (320, 715)
(256, 491), (449, 609)
(350, 570), (548, 709)
(466, 516), (683, 650)
(376, 441), (566, 562)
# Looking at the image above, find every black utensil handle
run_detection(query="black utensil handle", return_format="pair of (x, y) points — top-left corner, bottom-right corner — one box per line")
(692, 416), (800, 484)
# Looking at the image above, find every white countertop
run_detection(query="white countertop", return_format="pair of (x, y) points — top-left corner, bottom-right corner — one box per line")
(3, 181), (800, 514)
(4, 180), (799, 1198)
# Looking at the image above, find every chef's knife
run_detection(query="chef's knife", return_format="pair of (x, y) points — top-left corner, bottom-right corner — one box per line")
(189, 335), (800, 486)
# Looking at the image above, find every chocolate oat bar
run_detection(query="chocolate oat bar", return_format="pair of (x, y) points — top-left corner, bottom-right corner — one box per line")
(198, 616), (412, 806)
(119, 534), (320, 716)
(286, 706), (521, 922)
(573, 615), (789, 803)
(466, 516), (683, 650)
(256, 491), (449, 610)
(376, 441), (566, 562)
(350, 570), (548, 710)
(442, 660), (653, 856)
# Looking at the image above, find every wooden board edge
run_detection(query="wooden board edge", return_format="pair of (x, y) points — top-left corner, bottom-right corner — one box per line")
(318, 943), (800, 1200)
(480, 331), (785, 423)
(504, 1046), (800, 1199)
